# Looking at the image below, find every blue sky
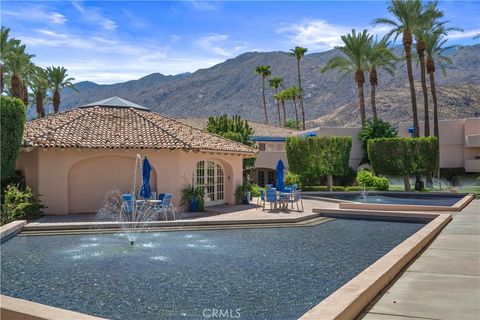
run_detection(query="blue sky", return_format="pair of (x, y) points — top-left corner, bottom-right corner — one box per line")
(2, 1), (479, 84)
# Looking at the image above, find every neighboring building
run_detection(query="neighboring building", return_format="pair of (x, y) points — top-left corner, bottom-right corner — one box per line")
(398, 118), (480, 172)
(17, 97), (257, 215)
(177, 118), (363, 186)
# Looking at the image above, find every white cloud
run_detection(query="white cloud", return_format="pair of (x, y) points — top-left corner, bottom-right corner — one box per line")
(187, 0), (220, 11)
(448, 29), (480, 40)
(170, 35), (182, 43)
(72, 1), (117, 31)
(2, 6), (66, 24)
(195, 34), (232, 56)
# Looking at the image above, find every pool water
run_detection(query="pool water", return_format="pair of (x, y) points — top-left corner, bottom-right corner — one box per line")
(1, 219), (425, 320)
(310, 192), (464, 206)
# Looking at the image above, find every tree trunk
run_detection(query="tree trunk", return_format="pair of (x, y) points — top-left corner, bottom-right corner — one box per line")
(22, 84), (28, 107)
(428, 58), (440, 182)
(327, 174), (333, 192)
(11, 74), (22, 99)
(0, 65), (4, 94)
(403, 31), (419, 137)
(36, 91), (45, 118)
(292, 98), (299, 128)
(417, 40), (429, 136)
(275, 87), (281, 126)
(369, 68), (378, 120)
(261, 77), (268, 124)
(281, 100), (287, 127)
(403, 176), (411, 191)
(53, 89), (61, 113)
(355, 70), (366, 127)
(297, 59), (305, 130)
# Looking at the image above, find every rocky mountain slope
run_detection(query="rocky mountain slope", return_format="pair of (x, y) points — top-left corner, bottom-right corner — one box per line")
(62, 44), (480, 127)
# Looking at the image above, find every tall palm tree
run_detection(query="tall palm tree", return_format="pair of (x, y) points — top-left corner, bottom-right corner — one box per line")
(413, 2), (444, 137)
(321, 29), (371, 126)
(46, 66), (76, 113)
(290, 46), (308, 129)
(365, 37), (397, 119)
(374, 0), (440, 137)
(3, 43), (34, 100)
(287, 86), (300, 129)
(275, 89), (289, 127)
(254, 65), (271, 124)
(269, 76), (284, 126)
(425, 29), (458, 146)
(29, 66), (49, 118)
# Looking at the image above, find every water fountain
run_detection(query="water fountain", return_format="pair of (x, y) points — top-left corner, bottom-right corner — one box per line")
(95, 154), (158, 246)
(360, 184), (369, 202)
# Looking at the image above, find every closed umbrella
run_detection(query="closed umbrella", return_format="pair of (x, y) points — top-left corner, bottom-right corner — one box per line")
(275, 159), (285, 191)
(139, 156), (152, 199)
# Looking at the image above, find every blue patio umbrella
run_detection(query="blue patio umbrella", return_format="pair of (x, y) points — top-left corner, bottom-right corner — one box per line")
(275, 159), (285, 191)
(139, 156), (152, 199)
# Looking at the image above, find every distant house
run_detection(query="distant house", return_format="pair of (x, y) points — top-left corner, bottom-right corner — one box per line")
(17, 97), (257, 215)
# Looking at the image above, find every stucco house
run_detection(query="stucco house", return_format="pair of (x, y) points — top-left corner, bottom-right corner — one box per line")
(17, 97), (257, 215)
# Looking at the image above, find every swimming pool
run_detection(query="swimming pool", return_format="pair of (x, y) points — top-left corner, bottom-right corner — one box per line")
(1, 219), (425, 320)
(305, 192), (466, 206)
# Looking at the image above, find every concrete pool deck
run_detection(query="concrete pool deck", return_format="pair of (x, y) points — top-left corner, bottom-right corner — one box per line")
(359, 199), (480, 320)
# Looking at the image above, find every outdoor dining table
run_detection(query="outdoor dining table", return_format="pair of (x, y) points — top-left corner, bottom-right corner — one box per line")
(277, 191), (294, 210)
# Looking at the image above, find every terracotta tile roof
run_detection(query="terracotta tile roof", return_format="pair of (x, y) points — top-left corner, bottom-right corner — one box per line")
(23, 107), (257, 155)
(176, 118), (297, 138)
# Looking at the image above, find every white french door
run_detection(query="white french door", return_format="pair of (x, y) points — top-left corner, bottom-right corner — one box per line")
(195, 161), (225, 206)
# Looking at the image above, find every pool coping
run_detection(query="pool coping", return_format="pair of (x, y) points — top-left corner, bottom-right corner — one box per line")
(0, 220), (26, 241)
(303, 191), (474, 212)
(300, 208), (452, 320)
(0, 294), (107, 320)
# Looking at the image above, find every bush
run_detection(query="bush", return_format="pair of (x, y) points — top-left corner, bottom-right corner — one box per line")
(356, 170), (389, 191)
(284, 170), (301, 186)
(251, 184), (262, 197)
(1, 96), (26, 183)
(359, 119), (398, 163)
(286, 136), (352, 191)
(368, 137), (438, 191)
(302, 185), (378, 192)
(1, 184), (44, 225)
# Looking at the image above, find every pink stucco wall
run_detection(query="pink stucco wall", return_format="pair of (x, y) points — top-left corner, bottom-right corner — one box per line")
(16, 148), (244, 215)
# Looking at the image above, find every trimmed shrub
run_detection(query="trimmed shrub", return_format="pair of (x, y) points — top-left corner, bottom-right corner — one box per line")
(359, 119), (398, 163)
(286, 136), (352, 191)
(251, 184), (262, 197)
(1, 184), (45, 225)
(284, 170), (301, 186)
(368, 137), (438, 191)
(1, 96), (26, 183)
(356, 170), (389, 191)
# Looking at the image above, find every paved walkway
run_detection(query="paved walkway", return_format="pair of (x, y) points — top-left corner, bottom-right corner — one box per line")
(359, 199), (480, 320)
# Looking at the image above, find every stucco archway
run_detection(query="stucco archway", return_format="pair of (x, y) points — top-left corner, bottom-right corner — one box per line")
(67, 155), (157, 214)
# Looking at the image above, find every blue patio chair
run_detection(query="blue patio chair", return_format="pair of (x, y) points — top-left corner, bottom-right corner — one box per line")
(158, 193), (165, 203)
(156, 193), (174, 220)
(122, 193), (136, 214)
(286, 188), (304, 212)
(265, 188), (279, 211)
(257, 189), (266, 210)
(265, 184), (273, 189)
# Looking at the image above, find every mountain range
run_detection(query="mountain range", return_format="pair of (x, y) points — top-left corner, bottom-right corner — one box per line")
(61, 44), (480, 128)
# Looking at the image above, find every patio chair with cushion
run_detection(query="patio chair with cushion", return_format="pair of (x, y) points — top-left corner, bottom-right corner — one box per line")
(257, 189), (266, 210)
(122, 193), (136, 214)
(156, 193), (175, 220)
(265, 188), (280, 211)
(286, 189), (304, 212)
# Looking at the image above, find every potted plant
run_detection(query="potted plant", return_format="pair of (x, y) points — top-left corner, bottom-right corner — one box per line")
(236, 182), (253, 204)
(180, 185), (205, 212)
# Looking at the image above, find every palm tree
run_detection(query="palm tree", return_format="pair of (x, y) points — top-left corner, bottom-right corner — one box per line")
(274, 89), (288, 127)
(374, 0), (440, 137)
(0, 26), (20, 94)
(287, 86), (300, 128)
(3, 43), (34, 100)
(365, 37), (397, 119)
(290, 46), (308, 129)
(29, 67), (49, 118)
(321, 29), (370, 126)
(254, 65), (271, 124)
(269, 76), (284, 126)
(425, 29), (458, 146)
(46, 66), (77, 113)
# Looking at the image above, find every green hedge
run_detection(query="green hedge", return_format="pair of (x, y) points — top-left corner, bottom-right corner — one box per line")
(1, 96), (26, 183)
(356, 170), (389, 191)
(286, 136), (352, 189)
(368, 137), (438, 190)
(358, 119), (398, 163)
(1, 184), (44, 225)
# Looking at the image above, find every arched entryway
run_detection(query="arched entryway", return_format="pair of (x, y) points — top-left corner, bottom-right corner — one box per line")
(194, 160), (225, 206)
